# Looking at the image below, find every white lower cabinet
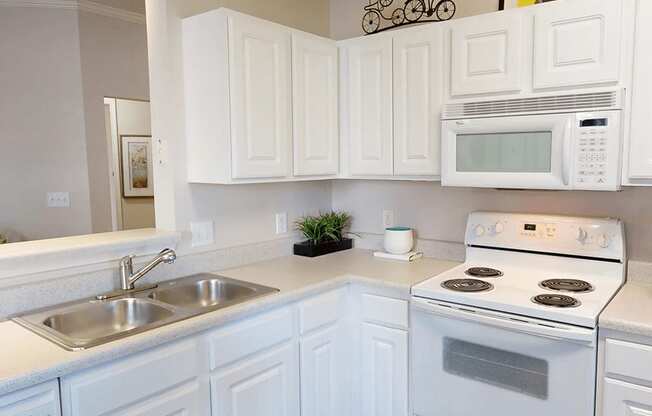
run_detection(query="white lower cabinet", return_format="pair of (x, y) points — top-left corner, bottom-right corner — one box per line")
(60, 338), (210, 416)
(603, 378), (652, 415)
(0, 381), (61, 416)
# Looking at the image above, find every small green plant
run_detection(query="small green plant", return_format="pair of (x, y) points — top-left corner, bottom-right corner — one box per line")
(295, 211), (353, 245)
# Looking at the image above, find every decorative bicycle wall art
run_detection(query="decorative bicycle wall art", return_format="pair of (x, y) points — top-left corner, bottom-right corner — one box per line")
(362, 0), (456, 35)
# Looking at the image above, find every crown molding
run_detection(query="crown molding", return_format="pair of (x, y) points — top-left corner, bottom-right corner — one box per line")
(0, 0), (146, 24)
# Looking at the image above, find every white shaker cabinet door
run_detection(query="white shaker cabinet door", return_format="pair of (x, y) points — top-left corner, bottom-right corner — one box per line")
(393, 26), (443, 176)
(449, 12), (523, 96)
(292, 33), (339, 177)
(533, 0), (622, 89)
(210, 343), (300, 416)
(228, 14), (292, 179)
(361, 323), (408, 416)
(0, 381), (61, 416)
(602, 378), (652, 416)
(345, 35), (394, 176)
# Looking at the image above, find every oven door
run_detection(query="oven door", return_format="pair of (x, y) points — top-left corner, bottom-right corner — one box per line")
(441, 113), (573, 189)
(410, 298), (597, 416)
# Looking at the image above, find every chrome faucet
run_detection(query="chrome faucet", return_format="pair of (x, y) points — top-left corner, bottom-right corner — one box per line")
(119, 248), (177, 291)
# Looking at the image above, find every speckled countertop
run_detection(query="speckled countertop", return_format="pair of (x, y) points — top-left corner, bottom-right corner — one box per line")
(0, 249), (459, 395)
(599, 281), (652, 338)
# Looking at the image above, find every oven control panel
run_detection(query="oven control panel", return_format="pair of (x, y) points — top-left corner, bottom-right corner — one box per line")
(573, 112), (621, 191)
(467, 212), (624, 261)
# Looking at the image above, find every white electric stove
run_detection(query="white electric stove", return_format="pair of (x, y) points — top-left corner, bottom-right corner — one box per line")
(411, 212), (626, 416)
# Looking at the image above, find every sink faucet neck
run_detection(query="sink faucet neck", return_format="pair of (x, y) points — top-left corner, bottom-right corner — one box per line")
(119, 249), (177, 291)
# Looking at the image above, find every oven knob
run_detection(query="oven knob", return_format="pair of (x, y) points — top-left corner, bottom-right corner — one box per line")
(598, 234), (610, 248)
(576, 227), (588, 244)
(474, 225), (486, 237)
(492, 222), (504, 234)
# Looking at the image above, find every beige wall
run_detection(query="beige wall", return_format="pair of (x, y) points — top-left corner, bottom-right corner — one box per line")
(330, 0), (499, 40)
(0, 7), (92, 242)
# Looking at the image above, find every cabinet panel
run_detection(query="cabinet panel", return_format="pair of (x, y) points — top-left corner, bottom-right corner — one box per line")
(450, 13), (522, 96)
(0, 381), (61, 416)
(627, 0), (652, 180)
(533, 0), (622, 89)
(345, 36), (394, 176)
(292, 33), (339, 176)
(361, 323), (408, 416)
(300, 325), (348, 416)
(210, 342), (300, 416)
(393, 27), (442, 176)
(605, 338), (652, 384)
(229, 14), (292, 179)
(602, 378), (652, 416)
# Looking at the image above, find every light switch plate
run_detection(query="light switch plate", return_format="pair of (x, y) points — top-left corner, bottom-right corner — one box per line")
(190, 220), (214, 247)
(383, 210), (395, 228)
(47, 192), (70, 208)
(275, 212), (288, 234)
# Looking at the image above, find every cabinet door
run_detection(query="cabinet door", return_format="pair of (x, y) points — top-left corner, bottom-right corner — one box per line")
(228, 15), (292, 179)
(211, 343), (300, 416)
(393, 26), (443, 176)
(292, 33), (339, 177)
(626, 0), (652, 180)
(602, 378), (652, 416)
(361, 323), (408, 416)
(345, 36), (393, 176)
(0, 381), (61, 416)
(300, 325), (348, 416)
(450, 13), (522, 96)
(533, 0), (622, 89)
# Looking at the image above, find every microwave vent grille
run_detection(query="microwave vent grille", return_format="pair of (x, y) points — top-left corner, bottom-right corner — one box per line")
(444, 91), (618, 119)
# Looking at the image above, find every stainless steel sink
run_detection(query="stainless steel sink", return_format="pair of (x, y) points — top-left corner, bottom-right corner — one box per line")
(13, 274), (278, 351)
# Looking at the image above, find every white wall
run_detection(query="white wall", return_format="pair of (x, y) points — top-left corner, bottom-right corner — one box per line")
(146, 0), (333, 252)
(330, 0), (499, 40)
(0, 7), (92, 242)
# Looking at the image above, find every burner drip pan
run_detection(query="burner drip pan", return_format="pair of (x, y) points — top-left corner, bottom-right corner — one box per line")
(539, 279), (593, 293)
(465, 267), (503, 278)
(442, 279), (493, 293)
(532, 294), (580, 308)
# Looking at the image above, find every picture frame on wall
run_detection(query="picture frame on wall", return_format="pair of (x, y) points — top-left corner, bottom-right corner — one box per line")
(499, 0), (555, 10)
(121, 135), (154, 197)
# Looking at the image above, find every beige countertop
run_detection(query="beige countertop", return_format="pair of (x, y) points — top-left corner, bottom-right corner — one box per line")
(599, 281), (652, 338)
(0, 249), (459, 395)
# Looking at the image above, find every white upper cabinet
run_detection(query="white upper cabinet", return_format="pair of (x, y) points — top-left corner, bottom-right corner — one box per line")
(292, 33), (339, 177)
(533, 0), (622, 90)
(344, 35), (394, 176)
(228, 14), (292, 179)
(625, 0), (652, 182)
(393, 26), (443, 176)
(450, 13), (523, 96)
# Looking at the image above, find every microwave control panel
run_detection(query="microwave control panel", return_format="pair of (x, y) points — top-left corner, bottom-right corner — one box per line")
(573, 112), (621, 190)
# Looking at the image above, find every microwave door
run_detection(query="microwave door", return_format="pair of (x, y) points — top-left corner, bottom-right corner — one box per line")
(441, 115), (572, 190)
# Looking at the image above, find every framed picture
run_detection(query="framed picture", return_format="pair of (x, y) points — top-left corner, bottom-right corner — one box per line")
(499, 0), (555, 10)
(121, 135), (154, 197)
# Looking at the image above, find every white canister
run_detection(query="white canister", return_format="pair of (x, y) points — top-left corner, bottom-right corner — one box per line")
(384, 227), (414, 255)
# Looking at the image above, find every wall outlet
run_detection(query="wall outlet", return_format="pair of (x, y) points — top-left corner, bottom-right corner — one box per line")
(190, 220), (214, 247)
(275, 212), (288, 234)
(47, 192), (70, 208)
(382, 209), (395, 229)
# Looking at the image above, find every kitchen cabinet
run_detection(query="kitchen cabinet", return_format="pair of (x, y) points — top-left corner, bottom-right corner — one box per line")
(0, 381), (61, 416)
(183, 9), (337, 184)
(449, 12), (523, 96)
(624, 0), (652, 183)
(533, 0), (622, 90)
(60, 338), (210, 416)
(292, 33), (339, 177)
(602, 378), (652, 416)
(393, 26), (443, 176)
(360, 323), (408, 416)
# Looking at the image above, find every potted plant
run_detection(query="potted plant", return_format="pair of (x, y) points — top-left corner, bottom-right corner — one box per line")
(294, 211), (355, 257)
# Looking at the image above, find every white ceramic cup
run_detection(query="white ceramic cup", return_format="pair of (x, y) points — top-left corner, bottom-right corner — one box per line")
(384, 227), (414, 255)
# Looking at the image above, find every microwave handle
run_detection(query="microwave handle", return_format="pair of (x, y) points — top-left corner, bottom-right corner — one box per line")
(412, 298), (595, 345)
(562, 119), (572, 186)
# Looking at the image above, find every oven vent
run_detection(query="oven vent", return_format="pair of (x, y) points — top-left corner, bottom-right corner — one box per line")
(444, 91), (619, 119)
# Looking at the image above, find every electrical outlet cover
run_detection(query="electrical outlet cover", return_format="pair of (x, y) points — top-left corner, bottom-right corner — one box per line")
(190, 221), (214, 247)
(382, 210), (395, 228)
(275, 212), (288, 234)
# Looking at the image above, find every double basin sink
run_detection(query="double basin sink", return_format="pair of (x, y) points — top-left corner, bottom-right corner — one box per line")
(13, 274), (278, 351)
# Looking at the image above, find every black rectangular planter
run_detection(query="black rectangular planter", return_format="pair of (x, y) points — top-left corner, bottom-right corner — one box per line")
(293, 238), (353, 258)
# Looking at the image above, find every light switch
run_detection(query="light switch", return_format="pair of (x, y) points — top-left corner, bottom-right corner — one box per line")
(275, 212), (288, 234)
(47, 192), (70, 208)
(190, 220), (214, 247)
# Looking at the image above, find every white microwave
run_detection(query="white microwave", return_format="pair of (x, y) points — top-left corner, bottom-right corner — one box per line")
(441, 95), (623, 191)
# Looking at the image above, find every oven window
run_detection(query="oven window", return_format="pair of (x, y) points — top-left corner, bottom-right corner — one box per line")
(443, 338), (549, 399)
(456, 131), (552, 173)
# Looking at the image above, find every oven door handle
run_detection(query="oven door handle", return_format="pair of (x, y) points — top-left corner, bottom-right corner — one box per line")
(412, 298), (595, 346)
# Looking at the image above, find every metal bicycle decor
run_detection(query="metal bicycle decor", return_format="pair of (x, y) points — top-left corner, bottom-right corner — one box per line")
(362, 0), (456, 35)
